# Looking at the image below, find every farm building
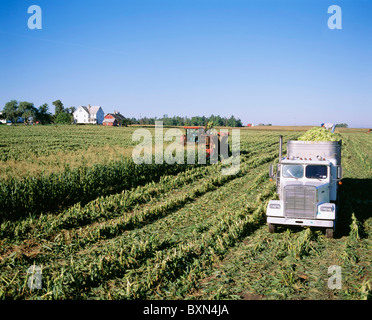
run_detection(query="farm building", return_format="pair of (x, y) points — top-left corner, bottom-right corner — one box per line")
(103, 111), (126, 126)
(73, 105), (104, 124)
(0, 111), (24, 124)
(0, 112), (6, 124)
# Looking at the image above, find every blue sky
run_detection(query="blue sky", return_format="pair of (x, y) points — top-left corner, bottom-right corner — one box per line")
(0, 0), (371, 127)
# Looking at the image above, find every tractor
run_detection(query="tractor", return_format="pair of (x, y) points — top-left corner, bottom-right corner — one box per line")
(180, 123), (230, 161)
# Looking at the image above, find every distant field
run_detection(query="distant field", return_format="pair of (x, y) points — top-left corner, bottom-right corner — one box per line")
(0, 125), (370, 300)
(0, 125), (139, 178)
(240, 125), (370, 133)
(240, 125), (314, 131)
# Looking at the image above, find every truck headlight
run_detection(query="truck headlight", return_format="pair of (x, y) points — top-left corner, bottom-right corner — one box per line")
(269, 203), (281, 209)
(320, 206), (334, 212)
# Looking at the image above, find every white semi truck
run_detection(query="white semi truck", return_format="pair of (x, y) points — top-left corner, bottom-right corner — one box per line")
(266, 136), (343, 238)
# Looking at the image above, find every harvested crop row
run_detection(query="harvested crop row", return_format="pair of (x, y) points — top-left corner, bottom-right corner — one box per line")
(61, 159), (275, 256)
(0, 132), (285, 243)
(1, 147), (278, 269)
(0, 137), (282, 251)
(87, 170), (277, 299)
(3, 131), (300, 298)
(0, 157), (196, 220)
(0, 164), (214, 242)
(190, 226), (322, 300)
(0, 150), (276, 299)
(99, 182), (276, 299)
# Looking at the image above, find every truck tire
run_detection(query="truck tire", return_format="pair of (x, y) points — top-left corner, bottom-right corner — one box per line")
(326, 228), (334, 239)
(268, 223), (276, 234)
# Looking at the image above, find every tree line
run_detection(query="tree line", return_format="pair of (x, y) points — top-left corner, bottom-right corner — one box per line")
(1, 100), (350, 129)
(1, 100), (244, 127)
(335, 123), (348, 128)
(0, 100), (74, 124)
(130, 114), (243, 127)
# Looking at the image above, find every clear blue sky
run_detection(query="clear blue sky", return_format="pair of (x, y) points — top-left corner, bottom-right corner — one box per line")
(0, 0), (371, 127)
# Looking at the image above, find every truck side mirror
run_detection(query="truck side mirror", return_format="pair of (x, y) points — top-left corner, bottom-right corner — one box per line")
(269, 164), (274, 178)
(337, 166), (343, 179)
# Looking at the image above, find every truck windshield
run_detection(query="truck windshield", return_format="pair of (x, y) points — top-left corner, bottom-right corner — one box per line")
(306, 165), (328, 179)
(282, 165), (303, 178)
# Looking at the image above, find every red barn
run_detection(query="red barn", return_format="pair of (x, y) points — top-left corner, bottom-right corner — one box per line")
(103, 111), (125, 126)
(103, 114), (118, 126)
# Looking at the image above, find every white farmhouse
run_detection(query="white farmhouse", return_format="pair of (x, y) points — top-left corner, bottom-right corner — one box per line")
(73, 105), (105, 124)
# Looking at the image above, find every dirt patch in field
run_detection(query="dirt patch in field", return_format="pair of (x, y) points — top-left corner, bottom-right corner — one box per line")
(0, 238), (43, 262)
(240, 292), (264, 300)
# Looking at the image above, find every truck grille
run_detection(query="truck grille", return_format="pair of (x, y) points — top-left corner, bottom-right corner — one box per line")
(284, 185), (317, 219)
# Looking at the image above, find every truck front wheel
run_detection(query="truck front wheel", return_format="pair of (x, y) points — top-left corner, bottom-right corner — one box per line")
(326, 228), (334, 238)
(268, 223), (276, 234)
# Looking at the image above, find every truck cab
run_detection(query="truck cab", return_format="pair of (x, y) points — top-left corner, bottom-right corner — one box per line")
(266, 137), (342, 238)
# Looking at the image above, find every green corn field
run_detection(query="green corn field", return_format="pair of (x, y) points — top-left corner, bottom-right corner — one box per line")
(0, 125), (370, 300)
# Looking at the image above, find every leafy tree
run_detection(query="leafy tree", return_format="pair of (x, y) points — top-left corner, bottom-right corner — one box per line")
(53, 100), (65, 115)
(18, 101), (36, 123)
(2, 100), (20, 123)
(68, 106), (76, 115)
(190, 116), (202, 126)
(35, 103), (52, 124)
(122, 117), (130, 127)
(66, 107), (76, 123)
(55, 112), (72, 124)
(227, 115), (237, 127)
(130, 117), (138, 125)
